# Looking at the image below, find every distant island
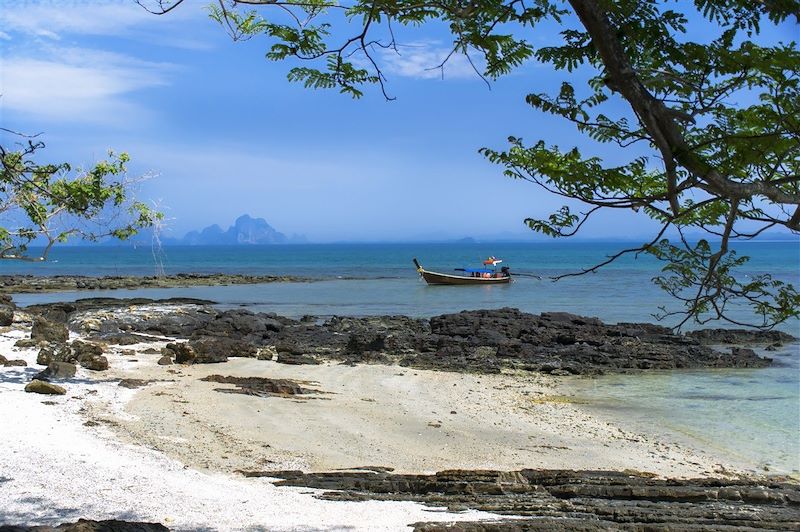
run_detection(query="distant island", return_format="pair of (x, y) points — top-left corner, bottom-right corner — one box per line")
(104, 214), (305, 247)
(50, 215), (306, 248)
(173, 214), (305, 246)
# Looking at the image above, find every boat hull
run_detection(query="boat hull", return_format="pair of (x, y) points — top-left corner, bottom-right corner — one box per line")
(420, 270), (511, 285)
(413, 259), (510, 285)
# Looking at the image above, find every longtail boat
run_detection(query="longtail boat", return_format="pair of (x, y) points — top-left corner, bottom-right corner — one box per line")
(413, 257), (511, 285)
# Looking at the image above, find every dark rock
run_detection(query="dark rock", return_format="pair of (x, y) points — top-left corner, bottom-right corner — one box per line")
(190, 309), (284, 342)
(720, 346), (773, 368)
(276, 352), (320, 365)
(157, 354), (173, 366)
(23, 302), (77, 323)
(92, 333), (165, 345)
(46, 340), (108, 371)
(36, 347), (52, 366)
(31, 317), (68, 343)
(34, 361), (77, 380)
(201, 374), (323, 397)
(0, 304), (14, 326)
(3, 358), (26, 367)
(71, 340), (104, 359)
(164, 342), (195, 364)
(0, 518), (169, 531)
(25, 379), (66, 395)
(79, 355), (109, 371)
(118, 378), (149, 389)
(687, 328), (796, 344)
(15, 301), (780, 376)
(188, 336), (257, 363)
(345, 333), (386, 355)
(37, 344), (73, 365)
(15, 338), (41, 348)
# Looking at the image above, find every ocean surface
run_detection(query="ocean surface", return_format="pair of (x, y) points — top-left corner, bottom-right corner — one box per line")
(3, 241), (799, 475)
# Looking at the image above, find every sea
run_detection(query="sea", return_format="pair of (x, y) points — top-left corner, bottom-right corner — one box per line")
(3, 240), (798, 475)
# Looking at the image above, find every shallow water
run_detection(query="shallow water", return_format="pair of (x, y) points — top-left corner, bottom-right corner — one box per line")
(569, 344), (800, 476)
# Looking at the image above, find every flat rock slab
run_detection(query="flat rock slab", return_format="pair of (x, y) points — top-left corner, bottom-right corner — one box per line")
(244, 469), (800, 530)
(118, 379), (152, 389)
(200, 374), (326, 398)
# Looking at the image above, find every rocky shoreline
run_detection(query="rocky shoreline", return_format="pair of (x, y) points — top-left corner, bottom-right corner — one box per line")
(0, 273), (306, 294)
(21, 297), (789, 376)
(258, 468), (800, 531)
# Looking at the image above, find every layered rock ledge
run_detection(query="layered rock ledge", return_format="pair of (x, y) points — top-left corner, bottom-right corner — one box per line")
(247, 468), (800, 531)
(26, 299), (786, 375)
(0, 273), (305, 294)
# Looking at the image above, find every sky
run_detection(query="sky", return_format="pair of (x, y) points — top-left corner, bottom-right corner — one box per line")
(0, 0), (797, 242)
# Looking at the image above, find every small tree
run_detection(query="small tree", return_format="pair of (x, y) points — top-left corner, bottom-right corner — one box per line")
(0, 129), (161, 261)
(143, 0), (799, 328)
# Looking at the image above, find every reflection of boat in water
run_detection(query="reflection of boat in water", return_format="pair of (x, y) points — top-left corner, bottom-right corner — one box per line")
(413, 257), (511, 285)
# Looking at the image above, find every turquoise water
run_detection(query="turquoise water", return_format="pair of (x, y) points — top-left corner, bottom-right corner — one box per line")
(570, 349), (800, 475)
(4, 241), (799, 474)
(4, 241), (798, 325)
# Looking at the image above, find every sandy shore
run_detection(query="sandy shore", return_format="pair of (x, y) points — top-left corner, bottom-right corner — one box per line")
(112, 358), (732, 477)
(0, 316), (743, 530)
(0, 326), (499, 531)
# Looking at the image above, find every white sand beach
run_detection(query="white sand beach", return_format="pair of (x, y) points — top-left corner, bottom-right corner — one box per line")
(0, 326), (497, 531)
(0, 315), (740, 531)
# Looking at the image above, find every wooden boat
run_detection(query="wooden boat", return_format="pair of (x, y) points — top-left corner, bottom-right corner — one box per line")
(413, 258), (511, 285)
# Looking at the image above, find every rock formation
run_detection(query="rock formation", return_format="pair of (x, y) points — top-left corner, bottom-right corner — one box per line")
(27, 300), (781, 375)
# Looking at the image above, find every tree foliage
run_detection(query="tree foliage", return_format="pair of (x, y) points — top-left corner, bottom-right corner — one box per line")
(0, 130), (161, 261)
(143, 0), (800, 328)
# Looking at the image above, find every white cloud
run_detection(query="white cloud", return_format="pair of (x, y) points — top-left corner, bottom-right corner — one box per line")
(0, 2), (207, 125)
(1, 2), (151, 37)
(380, 41), (484, 80)
(0, 46), (174, 124)
(0, 1), (209, 48)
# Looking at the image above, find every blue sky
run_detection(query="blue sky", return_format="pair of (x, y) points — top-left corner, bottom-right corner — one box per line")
(1, 0), (797, 242)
